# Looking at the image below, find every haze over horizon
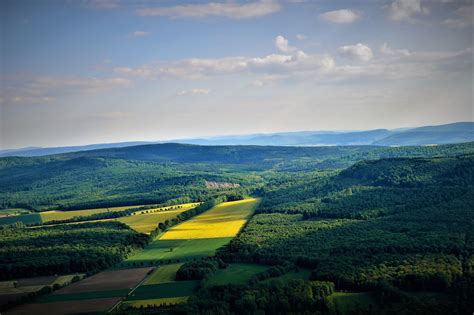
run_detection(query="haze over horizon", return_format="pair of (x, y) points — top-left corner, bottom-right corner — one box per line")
(1, 0), (473, 149)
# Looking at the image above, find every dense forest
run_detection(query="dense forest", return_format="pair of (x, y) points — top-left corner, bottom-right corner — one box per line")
(216, 154), (474, 313)
(0, 222), (149, 280)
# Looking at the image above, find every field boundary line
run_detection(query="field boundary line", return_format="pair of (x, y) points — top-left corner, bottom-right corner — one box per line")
(107, 267), (155, 314)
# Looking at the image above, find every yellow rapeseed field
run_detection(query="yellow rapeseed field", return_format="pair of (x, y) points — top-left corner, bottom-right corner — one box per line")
(159, 198), (259, 240)
(117, 209), (188, 234)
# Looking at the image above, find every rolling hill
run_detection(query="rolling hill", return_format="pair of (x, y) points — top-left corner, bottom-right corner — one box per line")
(2, 122), (472, 157)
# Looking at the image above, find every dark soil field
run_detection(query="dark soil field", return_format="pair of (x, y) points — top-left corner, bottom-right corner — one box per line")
(52, 267), (152, 294)
(7, 297), (122, 314)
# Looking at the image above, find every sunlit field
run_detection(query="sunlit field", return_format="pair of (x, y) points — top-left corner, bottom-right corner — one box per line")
(160, 198), (259, 240)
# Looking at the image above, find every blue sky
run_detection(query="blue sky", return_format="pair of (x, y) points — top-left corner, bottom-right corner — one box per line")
(1, 0), (473, 148)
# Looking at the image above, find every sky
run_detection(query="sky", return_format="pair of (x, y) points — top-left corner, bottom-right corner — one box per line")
(1, 0), (473, 149)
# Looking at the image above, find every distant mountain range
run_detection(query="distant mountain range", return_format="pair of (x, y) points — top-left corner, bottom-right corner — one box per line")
(1, 122), (473, 157)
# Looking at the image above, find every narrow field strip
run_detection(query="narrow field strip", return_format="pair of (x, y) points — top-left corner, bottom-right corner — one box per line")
(35, 288), (130, 303)
(7, 297), (122, 314)
(127, 281), (198, 300)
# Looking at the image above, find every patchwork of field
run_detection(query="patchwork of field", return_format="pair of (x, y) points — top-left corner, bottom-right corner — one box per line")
(0, 274), (84, 310)
(5, 199), (259, 312)
(126, 198), (260, 265)
(0, 203), (198, 231)
(52, 268), (151, 294)
(7, 268), (152, 314)
(122, 263), (196, 308)
(0, 205), (143, 226)
(121, 199), (260, 309)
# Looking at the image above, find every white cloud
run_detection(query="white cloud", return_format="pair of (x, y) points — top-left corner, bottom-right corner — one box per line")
(274, 35), (296, 53)
(177, 89), (211, 96)
(112, 35), (470, 87)
(296, 34), (307, 40)
(388, 0), (429, 22)
(380, 43), (411, 57)
(114, 49), (334, 81)
(132, 31), (151, 37)
(135, 0), (280, 19)
(443, 5), (473, 28)
(319, 9), (359, 23)
(338, 43), (373, 62)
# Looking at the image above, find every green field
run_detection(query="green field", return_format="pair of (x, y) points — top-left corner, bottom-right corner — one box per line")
(39, 205), (145, 222)
(144, 264), (183, 285)
(127, 281), (198, 300)
(125, 238), (233, 266)
(0, 205), (145, 226)
(205, 263), (269, 287)
(36, 288), (130, 303)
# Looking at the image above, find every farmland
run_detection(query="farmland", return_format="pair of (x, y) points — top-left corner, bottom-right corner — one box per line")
(114, 203), (198, 234)
(39, 205), (143, 223)
(125, 198), (259, 266)
(143, 264), (183, 285)
(0, 274), (84, 311)
(159, 198), (260, 240)
(114, 199), (260, 310)
(8, 268), (152, 314)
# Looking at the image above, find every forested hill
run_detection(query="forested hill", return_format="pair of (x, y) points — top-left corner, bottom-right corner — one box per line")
(0, 142), (472, 211)
(31, 141), (474, 165)
(216, 154), (474, 313)
(2, 122), (472, 157)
